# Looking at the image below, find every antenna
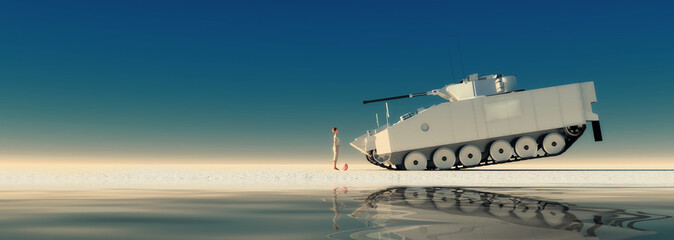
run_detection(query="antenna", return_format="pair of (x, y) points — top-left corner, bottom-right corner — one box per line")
(385, 102), (390, 126)
(375, 113), (380, 127)
(448, 46), (456, 82)
(457, 40), (466, 79)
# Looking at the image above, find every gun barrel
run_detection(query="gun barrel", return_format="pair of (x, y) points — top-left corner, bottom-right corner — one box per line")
(363, 92), (428, 104)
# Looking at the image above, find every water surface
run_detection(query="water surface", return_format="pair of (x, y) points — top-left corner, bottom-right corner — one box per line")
(0, 187), (672, 239)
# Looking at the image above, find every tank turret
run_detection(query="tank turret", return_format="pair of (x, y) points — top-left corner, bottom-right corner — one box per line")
(350, 73), (602, 170)
(363, 74), (518, 104)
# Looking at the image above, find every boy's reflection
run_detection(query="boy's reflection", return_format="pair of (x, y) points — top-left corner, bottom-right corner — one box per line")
(329, 187), (348, 230)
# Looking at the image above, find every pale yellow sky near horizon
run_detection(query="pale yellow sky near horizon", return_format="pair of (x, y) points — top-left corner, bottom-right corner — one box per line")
(1, 154), (672, 169)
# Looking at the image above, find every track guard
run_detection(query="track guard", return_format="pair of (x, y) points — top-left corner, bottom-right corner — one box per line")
(591, 121), (603, 142)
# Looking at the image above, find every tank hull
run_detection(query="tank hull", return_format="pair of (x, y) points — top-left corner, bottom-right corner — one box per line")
(342, 187), (659, 239)
(351, 81), (600, 170)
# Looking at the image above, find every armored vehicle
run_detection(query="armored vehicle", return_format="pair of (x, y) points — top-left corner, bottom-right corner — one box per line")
(335, 187), (660, 239)
(350, 73), (602, 170)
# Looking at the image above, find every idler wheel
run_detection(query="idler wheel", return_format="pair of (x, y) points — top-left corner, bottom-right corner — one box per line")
(432, 147), (456, 170)
(372, 149), (390, 163)
(432, 189), (457, 210)
(564, 125), (583, 137)
(515, 136), (538, 158)
(403, 187), (431, 207)
(403, 151), (427, 171)
(458, 145), (482, 167)
(513, 200), (539, 220)
(542, 133), (566, 155)
(541, 204), (566, 227)
(489, 140), (513, 163)
(458, 191), (482, 213)
(488, 196), (515, 217)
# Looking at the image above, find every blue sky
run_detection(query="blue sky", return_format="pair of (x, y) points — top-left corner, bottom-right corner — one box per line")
(1, 1), (673, 163)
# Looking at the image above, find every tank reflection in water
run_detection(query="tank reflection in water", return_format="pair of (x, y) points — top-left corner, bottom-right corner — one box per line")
(338, 187), (671, 240)
(0, 188), (671, 239)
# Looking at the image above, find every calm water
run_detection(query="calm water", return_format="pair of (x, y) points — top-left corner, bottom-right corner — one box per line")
(0, 187), (672, 239)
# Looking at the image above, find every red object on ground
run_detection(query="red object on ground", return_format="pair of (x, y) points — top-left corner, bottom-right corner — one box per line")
(342, 163), (348, 171)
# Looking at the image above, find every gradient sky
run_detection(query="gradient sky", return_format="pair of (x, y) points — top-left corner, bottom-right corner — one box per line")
(1, 1), (673, 164)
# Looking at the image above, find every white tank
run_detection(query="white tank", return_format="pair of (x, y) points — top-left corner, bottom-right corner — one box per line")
(350, 73), (602, 170)
(342, 187), (657, 239)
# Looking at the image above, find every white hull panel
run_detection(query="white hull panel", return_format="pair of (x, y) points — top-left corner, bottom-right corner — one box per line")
(356, 82), (598, 156)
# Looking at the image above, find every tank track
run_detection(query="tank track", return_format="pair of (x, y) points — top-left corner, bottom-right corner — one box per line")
(365, 125), (586, 171)
(361, 187), (668, 232)
(363, 187), (579, 229)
